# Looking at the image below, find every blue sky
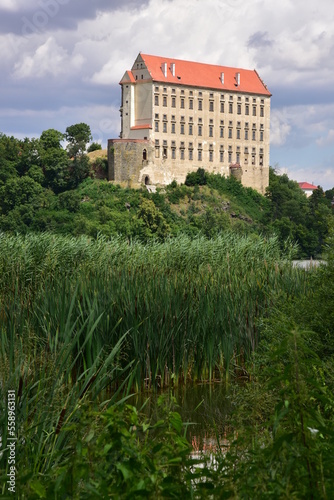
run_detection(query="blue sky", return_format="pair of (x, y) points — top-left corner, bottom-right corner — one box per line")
(1, 0), (334, 189)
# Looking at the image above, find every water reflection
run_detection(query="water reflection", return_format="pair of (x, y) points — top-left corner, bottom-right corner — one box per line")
(127, 383), (232, 452)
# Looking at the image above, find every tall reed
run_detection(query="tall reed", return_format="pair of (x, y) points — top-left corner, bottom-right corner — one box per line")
(0, 231), (305, 395)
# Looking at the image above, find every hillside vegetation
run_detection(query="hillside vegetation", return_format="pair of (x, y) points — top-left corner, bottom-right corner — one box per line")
(0, 126), (333, 257)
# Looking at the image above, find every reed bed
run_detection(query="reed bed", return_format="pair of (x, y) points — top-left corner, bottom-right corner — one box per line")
(0, 231), (306, 395)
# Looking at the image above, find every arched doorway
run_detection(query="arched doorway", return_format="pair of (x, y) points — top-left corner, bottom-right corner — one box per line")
(144, 175), (150, 185)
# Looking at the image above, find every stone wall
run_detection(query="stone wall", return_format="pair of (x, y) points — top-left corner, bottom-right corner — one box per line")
(108, 139), (153, 184)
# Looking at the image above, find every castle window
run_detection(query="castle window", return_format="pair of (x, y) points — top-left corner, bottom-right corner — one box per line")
(245, 97), (249, 102)
(163, 122), (167, 133)
(181, 98), (185, 109)
(253, 98), (256, 103)
(171, 123), (176, 134)
(172, 88), (176, 94)
(155, 94), (159, 106)
(252, 155), (255, 165)
(198, 91), (202, 96)
(252, 105), (256, 116)
(198, 149), (202, 161)
(198, 99), (203, 111)
(155, 86), (159, 92)
(189, 123), (193, 135)
(143, 149), (147, 160)
(189, 148), (193, 160)
(189, 99), (194, 109)
(155, 121), (159, 132)
(237, 129), (241, 139)
(172, 96), (176, 107)
(180, 123), (185, 134)
(245, 104), (249, 115)
(209, 150), (214, 162)
(155, 147), (160, 158)
(181, 89), (185, 95)
(209, 100), (214, 112)
(180, 148), (185, 160)
(189, 90), (193, 96)
(245, 129), (249, 140)
(228, 128), (232, 139)
(172, 148), (176, 159)
(252, 130), (256, 140)
(259, 154), (263, 166)
(163, 114), (167, 121)
(163, 87), (167, 92)
(209, 125), (214, 137)
(236, 152), (240, 163)
(260, 131), (264, 141)
(163, 96), (167, 107)
(229, 102), (233, 113)
(198, 124), (202, 136)
(260, 106), (264, 117)
(220, 101), (225, 113)
(163, 148), (167, 159)
(228, 151), (232, 162)
(237, 104), (241, 114)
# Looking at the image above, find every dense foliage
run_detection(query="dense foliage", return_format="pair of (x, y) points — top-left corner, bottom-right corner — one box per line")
(1, 127), (334, 497)
(1, 231), (334, 498)
(1, 130), (333, 257)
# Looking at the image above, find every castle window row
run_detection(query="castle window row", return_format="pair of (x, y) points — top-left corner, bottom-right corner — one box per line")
(154, 118), (264, 140)
(154, 140), (264, 165)
(154, 92), (265, 115)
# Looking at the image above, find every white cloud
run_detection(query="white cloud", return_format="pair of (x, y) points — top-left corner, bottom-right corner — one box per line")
(316, 129), (334, 147)
(12, 36), (84, 78)
(271, 111), (291, 146)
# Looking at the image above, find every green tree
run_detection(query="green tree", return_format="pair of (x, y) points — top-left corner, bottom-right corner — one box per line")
(136, 199), (170, 239)
(65, 123), (92, 159)
(87, 142), (102, 153)
(65, 123), (92, 187)
(0, 177), (44, 215)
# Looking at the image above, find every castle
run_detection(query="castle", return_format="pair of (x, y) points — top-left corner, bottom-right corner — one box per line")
(108, 52), (271, 194)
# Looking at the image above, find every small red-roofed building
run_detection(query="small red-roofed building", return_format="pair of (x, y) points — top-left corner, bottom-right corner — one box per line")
(108, 53), (271, 193)
(298, 182), (318, 198)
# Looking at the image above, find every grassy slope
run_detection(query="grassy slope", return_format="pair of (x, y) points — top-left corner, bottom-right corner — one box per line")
(46, 176), (270, 239)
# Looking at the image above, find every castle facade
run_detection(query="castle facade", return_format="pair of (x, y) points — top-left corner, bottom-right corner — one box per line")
(108, 53), (271, 194)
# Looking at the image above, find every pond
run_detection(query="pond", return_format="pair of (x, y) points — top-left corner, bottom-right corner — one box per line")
(126, 383), (232, 453)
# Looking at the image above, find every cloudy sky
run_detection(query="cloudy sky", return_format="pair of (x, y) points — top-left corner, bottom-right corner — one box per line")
(1, 0), (334, 189)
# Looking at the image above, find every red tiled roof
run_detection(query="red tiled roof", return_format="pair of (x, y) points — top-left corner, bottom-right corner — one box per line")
(109, 138), (149, 143)
(134, 53), (271, 96)
(120, 70), (136, 84)
(130, 124), (152, 130)
(298, 182), (318, 190)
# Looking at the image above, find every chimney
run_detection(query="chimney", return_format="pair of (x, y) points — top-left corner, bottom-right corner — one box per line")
(170, 62), (175, 77)
(220, 72), (224, 85)
(235, 72), (240, 86)
(161, 62), (167, 77)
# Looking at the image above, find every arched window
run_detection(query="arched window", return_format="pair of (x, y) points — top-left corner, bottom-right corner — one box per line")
(143, 149), (147, 161)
